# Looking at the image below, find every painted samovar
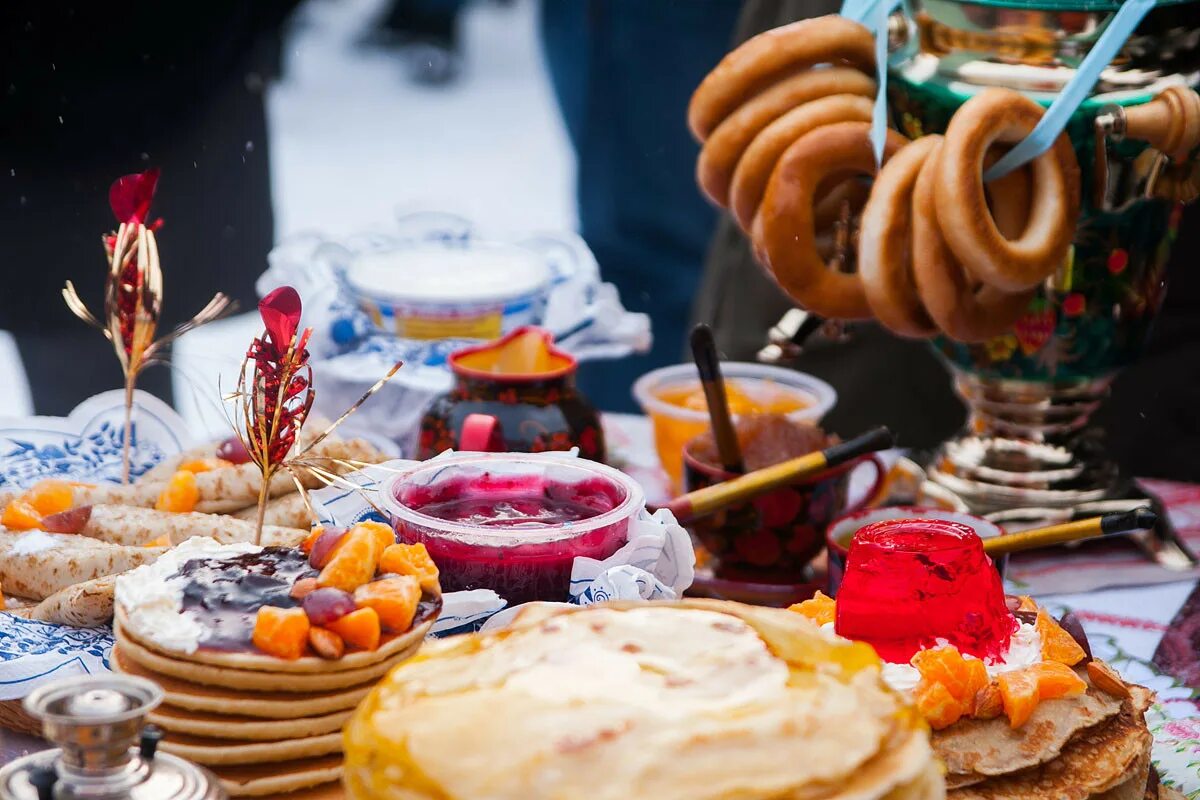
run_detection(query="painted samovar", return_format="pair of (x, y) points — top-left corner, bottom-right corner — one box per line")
(883, 0), (1200, 516)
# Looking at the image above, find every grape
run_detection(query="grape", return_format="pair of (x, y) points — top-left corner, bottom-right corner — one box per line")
(216, 437), (251, 464)
(302, 588), (356, 626)
(309, 528), (347, 568)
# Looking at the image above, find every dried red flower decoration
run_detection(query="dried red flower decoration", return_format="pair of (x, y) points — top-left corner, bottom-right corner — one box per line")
(229, 285), (402, 544)
(63, 169), (234, 483)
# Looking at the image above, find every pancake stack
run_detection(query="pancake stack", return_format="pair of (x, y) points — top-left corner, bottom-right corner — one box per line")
(112, 606), (437, 799)
(936, 665), (1157, 799)
(343, 599), (946, 800)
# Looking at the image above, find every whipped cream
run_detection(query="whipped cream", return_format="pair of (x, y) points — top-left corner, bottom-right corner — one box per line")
(115, 537), (261, 654)
(11, 530), (58, 556)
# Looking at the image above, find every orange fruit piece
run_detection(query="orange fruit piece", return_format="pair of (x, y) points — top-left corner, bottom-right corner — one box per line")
(359, 521), (397, 554)
(788, 590), (836, 626)
(1015, 595), (1038, 614)
(914, 679), (967, 730)
(1032, 661), (1087, 700)
(155, 471), (199, 513)
(178, 458), (229, 474)
(379, 542), (441, 594)
(328, 607), (381, 651)
(354, 576), (421, 632)
(1037, 608), (1087, 666)
(318, 526), (384, 592)
(143, 535), (170, 548)
(997, 669), (1041, 728)
(911, 646), (987, 704)
(252, 606), (311, 660)
(25, 480), (76, 516)
(2, 499), (43, 531)
(301, 527), (324, 555)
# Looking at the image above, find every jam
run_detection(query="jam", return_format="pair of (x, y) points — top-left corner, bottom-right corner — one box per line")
(834, 519), (1016, 663)
(392, 473), (630, 604)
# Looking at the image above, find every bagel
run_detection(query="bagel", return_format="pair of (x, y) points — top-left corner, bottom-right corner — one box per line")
(935, 88), (1080, 292)
(912, 138), (1035, 342)
(687, 15), (875, 140)
(757, 121), (908, 319)
(730, 93), (875, 231)
(857, 136), (940, 338)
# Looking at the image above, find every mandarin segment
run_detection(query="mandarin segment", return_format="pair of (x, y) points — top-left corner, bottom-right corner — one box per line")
(911, 646), (987, 704)
(2, 499), (43, 530)
(1032, 661), (1087, 700)
(329, 607), (382, 651)
(26, 480), (76, 516)
(155, 470), (200, 513)
(178, 457), (231, 474)
(301, 527), (324, 555)
(354, 576), (421, 632)
(317, 526), (383, 591)
(1037, 608), (1087, 666)
(997, 669), (1040, 728)
(360, 520), (397, 553)
(914, 679), (967, 730)
(379, 542), (441, 594)
(252, 606), (311, 660)
(788, 590), (836, 626)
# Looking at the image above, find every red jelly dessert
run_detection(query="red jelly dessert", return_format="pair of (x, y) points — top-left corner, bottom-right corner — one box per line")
(834, 519), (1016, 663)
(386, 457), (642, 605)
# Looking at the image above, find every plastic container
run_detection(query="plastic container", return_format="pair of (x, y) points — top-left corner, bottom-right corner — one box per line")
(632, 363), (837, 489)
(380, 453), (644, 604)
(344, 243), (553, 340)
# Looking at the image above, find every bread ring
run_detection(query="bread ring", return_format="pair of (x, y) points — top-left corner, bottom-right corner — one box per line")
(857, 136), (940, 338)
(698, 69), (876, 208)
(729, 94), (875, 231)
(1165, 85), (1200, 159)
(757, 121), (907, 319)
(935, 88), (1080, 292)
(912, 138), (1035, 342)
(687, 15), (875, 140)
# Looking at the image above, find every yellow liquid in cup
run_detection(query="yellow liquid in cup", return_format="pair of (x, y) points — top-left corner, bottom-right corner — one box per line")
(651, 379), (812, 489)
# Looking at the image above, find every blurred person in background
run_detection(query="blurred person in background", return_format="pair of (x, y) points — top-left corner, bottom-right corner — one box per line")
(689, 0), (1200, 480)
(540, 0), (741, 412)
(368, 0), (467, 85)
(1, 2), (296, 414)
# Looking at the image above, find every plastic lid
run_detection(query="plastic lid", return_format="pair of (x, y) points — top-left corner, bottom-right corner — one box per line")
(345, 243), (552, 304)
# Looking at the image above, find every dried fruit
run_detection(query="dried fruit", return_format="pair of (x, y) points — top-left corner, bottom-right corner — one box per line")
(997, 669), (1040, 728)
(1032, 661), (1087, 701)
(26, 480), (76, 517)
(379, 542), (441, 593)
(309, 528), (348, 569)
(302, 587), (357, 626)
(911, 646), (988, 704)
(155, 471), (199, 513)
(308, 626), (345, 660)
(972, 682), (1004, 719)
(1037, 608), (1087, 666)
(2, 500), (42, 531)
(328, 607), (381, 651)
(301, 527), (325, 555)
(290, 577), (321, 600)
(252, 606), (311, 660)
(1086, 660), (1132, 699)
(788, 590), (836, 626)
(317, 525), (384, 591)
(41, 505), (92, 534)
(914, 679), (966, 730)
(354, 576), (421, 632)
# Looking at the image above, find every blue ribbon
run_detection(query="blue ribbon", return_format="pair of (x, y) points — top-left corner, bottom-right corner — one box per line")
(841, 0), (905, 164)
(984, 0), (1155, 180)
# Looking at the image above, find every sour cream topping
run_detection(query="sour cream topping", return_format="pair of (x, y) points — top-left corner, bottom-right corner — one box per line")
(115, 537), (261, 654)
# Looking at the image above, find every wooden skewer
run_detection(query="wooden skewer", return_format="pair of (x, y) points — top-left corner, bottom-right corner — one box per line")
(690, 325), (743, 475)
(983, 508), (1158, 556)
(663, 426), (894, 525)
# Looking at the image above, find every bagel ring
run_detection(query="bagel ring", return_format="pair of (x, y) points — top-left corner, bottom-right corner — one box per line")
(935, 87), (1081, 292)
(1164, 85), (1200, 159)
(857, 136), (941, 338)
(697, 69), (876, 208)
(757, 121), (908, 319)
(912, 138), (1035, 342)
(729, 93), (875, 231)
(687, 15), (875, 140)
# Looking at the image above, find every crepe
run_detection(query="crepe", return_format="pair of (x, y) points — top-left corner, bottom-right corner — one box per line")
(232, 493), (317, 530)
(149, 703), (352, 741)
(935, 679), (1123, 782)
(344, 599), (944, 800)
(74, 505), (308, 548)
(212, 754), (342, 798)
(161, 729), (343, 766)
(27, 574), (117, 626)
(0, 530), (166, 600)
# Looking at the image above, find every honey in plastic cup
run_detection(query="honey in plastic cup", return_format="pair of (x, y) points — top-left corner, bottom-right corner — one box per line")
(632, 363), (836, 489)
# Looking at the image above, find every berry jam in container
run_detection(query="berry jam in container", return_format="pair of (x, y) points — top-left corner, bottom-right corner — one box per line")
(381, 454), (644, 604)
(834, 519), (1016, 664)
